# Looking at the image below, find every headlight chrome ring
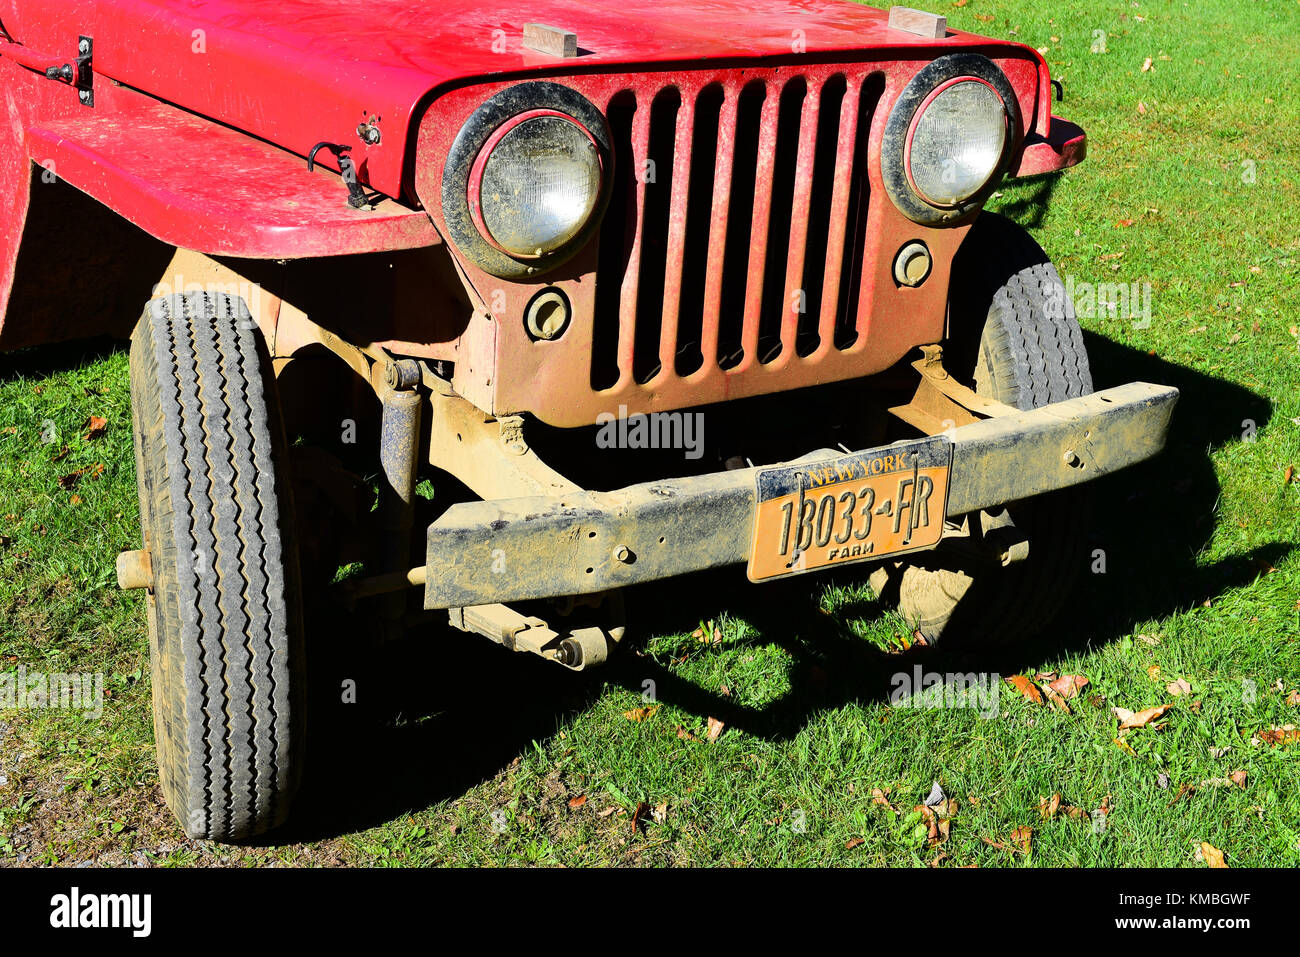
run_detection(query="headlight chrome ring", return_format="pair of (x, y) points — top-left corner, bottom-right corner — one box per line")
(466, 109), (604, 260)
(882, 54), (1022, 226)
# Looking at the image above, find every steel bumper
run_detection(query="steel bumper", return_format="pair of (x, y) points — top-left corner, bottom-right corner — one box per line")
(424, 381), (1178, 610)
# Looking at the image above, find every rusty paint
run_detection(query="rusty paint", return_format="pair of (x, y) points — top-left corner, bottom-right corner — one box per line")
(413, 55), (1049, 427)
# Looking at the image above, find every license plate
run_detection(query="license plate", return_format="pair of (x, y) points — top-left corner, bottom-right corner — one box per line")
(747, 435), (953, 582)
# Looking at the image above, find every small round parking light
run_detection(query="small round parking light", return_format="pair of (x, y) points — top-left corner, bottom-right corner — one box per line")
(524, 288), (571, 341)
(893, 241), (933, 287)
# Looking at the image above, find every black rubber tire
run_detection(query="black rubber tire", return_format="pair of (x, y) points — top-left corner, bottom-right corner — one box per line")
(870, 212), (1093, 646)
(129, 292), (305, 841)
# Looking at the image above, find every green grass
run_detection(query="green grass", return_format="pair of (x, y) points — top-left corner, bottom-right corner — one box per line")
(2, 0), (1298, 867)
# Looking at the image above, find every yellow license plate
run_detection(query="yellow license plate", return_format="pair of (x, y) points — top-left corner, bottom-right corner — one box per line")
(747, 436), (953, 582)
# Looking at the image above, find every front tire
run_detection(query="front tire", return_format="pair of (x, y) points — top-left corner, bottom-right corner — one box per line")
(870, 213), (1093, 646)
(129, 292), (305, 841)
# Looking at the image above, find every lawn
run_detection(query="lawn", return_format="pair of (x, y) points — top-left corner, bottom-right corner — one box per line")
(1, 0), (1297, 867)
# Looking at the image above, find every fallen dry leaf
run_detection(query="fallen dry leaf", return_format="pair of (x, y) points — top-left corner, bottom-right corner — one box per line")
(1006, 674), (1044, 705)
(622, 705), (659, 722)
(1199, 777), (1239, 789)
(1141, 56), (1153, 72)
(1048, 675), (1089, 699)
(675, 725), (700, 742)
(705, 715), (726, 742)
(598, 806), (620, 818)
(1010, 826), (1033, 853)
(1255, 725), (1300, 747)
(980, 836), (1024, 855)
(68, 494), (82, 506)
(1114, 735), (1139, 758)
(1286, 690), (1300, 707)
(845, 837), (865, 850)
(1041, 684), (1072, 714)
(651, 803), (668, 824)
(1230, 771), (1248, 789)
(84, 416), (108, 441)
(630, 801), (649, 834)
(913, 804), (949, 847)
(1166, 678), (1193, 697)
(1250, 556), (1277, 579)
(1038, 793), (1087, 821)
(1197, 842), (1228, 868)
(568, 794), (588, 809)
(1112, 702), (1173, 729)
(1094, 795), (1112, 829)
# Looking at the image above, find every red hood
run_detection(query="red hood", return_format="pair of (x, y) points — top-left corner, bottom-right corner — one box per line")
(92, 0), (1040, 198)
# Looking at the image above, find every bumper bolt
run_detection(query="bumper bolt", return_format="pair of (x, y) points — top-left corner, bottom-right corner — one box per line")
(612, 544), (632, 563)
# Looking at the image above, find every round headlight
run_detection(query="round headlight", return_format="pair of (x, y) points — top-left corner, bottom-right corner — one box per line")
(470, 112), (603, 259)
(905, 79), (1008, 207)
(880, 55), (1021, 226)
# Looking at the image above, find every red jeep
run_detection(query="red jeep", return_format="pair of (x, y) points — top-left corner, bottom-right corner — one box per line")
(0, 1), (1177, 840)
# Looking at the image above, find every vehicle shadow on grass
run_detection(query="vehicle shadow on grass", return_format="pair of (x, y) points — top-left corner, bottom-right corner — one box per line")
(0, 336), (127, 383)
(609, 334), (1283, 734)
(279, 334), (1284, 843)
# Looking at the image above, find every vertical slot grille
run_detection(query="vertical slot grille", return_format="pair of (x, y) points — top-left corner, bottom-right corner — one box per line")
(593, 70), (883, 391)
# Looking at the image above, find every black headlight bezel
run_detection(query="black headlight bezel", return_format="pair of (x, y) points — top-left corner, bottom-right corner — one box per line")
(441, 82), (614, 279)
(881, 54), (1022, 227)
